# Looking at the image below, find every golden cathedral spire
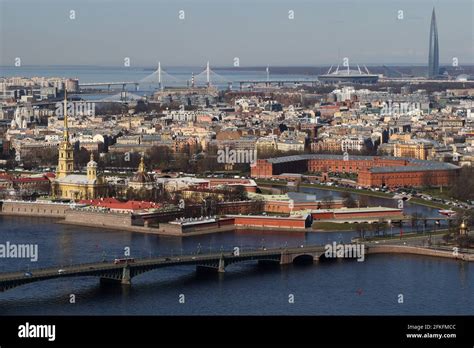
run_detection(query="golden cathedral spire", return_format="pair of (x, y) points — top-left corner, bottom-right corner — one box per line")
(63, 89), (69, 142)
(56, 88), (74, 179)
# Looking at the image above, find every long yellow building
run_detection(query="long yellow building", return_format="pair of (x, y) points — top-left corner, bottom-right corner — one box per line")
(393, 141), (433, 160)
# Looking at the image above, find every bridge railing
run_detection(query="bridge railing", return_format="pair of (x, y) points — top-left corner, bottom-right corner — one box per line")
(0, 259), (115, 277)
(133, 243), (297, 258)
(0, 243), (318, 277)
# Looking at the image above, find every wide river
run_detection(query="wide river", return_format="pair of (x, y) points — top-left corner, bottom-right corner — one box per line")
(0, 188), (472, 315)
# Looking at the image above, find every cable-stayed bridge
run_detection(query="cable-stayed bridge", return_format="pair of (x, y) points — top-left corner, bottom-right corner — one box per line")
(139, 62), (183, 88)
(192, 61), (231, 86)
(78, 62), (235, 92)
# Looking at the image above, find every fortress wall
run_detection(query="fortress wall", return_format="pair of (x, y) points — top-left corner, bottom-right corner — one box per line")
(64, 209), (132, 227)
(0, 200), (71, 218)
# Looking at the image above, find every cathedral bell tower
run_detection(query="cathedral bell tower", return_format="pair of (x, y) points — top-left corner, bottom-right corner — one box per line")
(56, 90), (74, 179)
(87, 153), (98, 181)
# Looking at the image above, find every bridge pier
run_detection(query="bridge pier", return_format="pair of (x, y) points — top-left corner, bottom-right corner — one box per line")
(280, 250), (292, 265)
(99, 265), (131, 286)
(121, 266), (131, 285)
(218, 254), (225, 273)
(195, 254), (226, 273)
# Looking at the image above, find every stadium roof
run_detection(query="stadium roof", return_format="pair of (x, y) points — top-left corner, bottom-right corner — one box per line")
(318, 64), (378, 78)
(325, 69), (374, 76)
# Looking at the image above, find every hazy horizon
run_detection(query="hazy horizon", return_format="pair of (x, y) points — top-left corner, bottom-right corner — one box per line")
(0, 0), (473, 67)
(2, 62), (474, 68)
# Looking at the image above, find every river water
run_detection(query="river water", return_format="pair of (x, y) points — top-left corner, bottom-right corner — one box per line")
(0, 188), (471, 315)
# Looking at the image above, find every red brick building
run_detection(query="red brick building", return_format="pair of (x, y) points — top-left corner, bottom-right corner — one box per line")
(227, 214), (312, 229)
(0, 173), (53, 195)
(358, 166), (458, 187)
(251, 154), (459, 188)
(311, 207), (403, 220)
(264, 199), (344, 214)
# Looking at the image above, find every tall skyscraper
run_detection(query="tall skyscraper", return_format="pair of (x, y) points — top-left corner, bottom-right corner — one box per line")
(428, 7), (439, 78)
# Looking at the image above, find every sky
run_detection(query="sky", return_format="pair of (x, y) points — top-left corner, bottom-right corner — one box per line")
(0, 0), (473, 67)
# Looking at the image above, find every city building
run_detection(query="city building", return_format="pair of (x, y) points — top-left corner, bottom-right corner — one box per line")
(251, 154), (460, 188)
(311, 207), (404, 221)
(393, 141), (434, 160)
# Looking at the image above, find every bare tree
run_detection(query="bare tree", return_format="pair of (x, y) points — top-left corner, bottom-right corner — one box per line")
(341, 191), (357, 208)
(321, 195), (334, 209)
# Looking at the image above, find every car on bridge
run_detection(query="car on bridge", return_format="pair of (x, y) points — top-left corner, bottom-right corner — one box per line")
(114, 258), (135, 264)
(24, 272), (32, 277)
(57, 269), (66, 274)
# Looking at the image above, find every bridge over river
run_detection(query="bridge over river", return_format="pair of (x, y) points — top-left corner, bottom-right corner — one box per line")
(1, 243), (472, 293)
(0, 245), (326, 292)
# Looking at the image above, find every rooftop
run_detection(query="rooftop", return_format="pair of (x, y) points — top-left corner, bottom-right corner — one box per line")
(55, 174), (96, 185)
(265, 154), (460, 171)
(313, 206), (403, 213)
(78, 198), (161, 211)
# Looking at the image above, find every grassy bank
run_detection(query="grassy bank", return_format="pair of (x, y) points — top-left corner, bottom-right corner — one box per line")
(312, 221), (358, 231)
(355, 229), (449, 242)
